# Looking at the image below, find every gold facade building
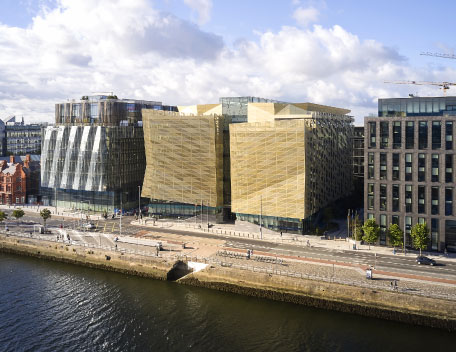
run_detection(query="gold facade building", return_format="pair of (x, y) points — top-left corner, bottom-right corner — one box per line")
(230, 103), (353, 231)
(141, 108), (224, 211)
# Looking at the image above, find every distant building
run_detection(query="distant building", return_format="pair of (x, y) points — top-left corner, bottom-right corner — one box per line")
(2, 116), (42, 155)
(40, 94), (176, 212)
(230, 102), (353, 233)
(352, 126), (364, 202)
(365, 96), (456, 252)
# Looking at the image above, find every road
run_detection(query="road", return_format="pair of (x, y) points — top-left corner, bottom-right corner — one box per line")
(3, 210), (456, 281)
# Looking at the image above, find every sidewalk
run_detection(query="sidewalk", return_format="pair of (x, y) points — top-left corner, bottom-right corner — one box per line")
(0, 204), (103, 221)
(133, 217), (456, 263)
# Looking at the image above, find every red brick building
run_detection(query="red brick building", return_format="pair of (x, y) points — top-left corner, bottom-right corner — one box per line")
(0, 155), (27, 205)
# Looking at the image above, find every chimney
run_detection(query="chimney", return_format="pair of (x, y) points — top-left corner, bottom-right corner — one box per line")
(10, 155), (15, 164)
(0, 160), (6, 170)
(24, 154), (30, 168)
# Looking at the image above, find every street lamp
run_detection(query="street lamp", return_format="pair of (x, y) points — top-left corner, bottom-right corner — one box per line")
(138, 185), (141, 223)
(403, 202), (407, 255)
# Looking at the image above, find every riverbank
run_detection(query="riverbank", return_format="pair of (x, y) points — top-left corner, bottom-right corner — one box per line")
(1, 234), (455, 331)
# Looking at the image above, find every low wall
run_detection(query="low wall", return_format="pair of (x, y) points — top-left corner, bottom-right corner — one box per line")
(0, 235), (171, 280)
(179, 266), (456, 331)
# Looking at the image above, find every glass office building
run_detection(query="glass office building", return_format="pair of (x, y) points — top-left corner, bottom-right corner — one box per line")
(41, 95), (177, 212)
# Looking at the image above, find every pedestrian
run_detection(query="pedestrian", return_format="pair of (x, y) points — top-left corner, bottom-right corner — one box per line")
(115, 244), (117, 250)
(307, 240), (310, 247)
(390, 281), (393, 290)
(394, 280), (398, 291)
(280, 231), (282, 237)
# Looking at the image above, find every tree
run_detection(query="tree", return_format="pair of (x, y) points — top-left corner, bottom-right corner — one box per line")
(353, 215), (363, 241)
(0, 211), (7, 228)
(362, 219), (380, 249)
(410, 223), (430, 256)
(387, 224), (403, 250)
(12, 209), (25, 223)
(40, 208), (52, 229)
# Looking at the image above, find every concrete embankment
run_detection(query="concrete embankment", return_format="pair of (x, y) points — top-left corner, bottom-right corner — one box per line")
(0, 235), (171, 280)
(178, 266), (456, 331)
(2, 234), (456, 331)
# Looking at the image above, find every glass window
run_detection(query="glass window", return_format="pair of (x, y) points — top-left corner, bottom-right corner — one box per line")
(405, 153), (412, 181)
(392, 184), (399, 212)
(368, 122), (376, 148)
(446, 154), (453, 183)
(446, 187), (453, 216)
(418, 185), (425, 214)
(368, 213), (375, 220)
(418, 153), (426, 182)
(380, 214), (387, 245)
(405, 216), (412, 247)
(432, 121), (441, 149)
(405, 185), (412, 213)
(392, 153), (400, 180)
(432, 186), (439, 215)
(393, 122), (401, 149)
(380, 122), (389, 149)
(380, 153), (387, 180)
(406, 121), (414, 149)
(446, 121), (453, 150)
(392, 215), (399, 225)
(418, 121), (428, 149)
(431, 218), (438, 251)
(90, 103), (99, 119)
(432, 154), (439, 182)
(418, 217), (426, 225)
(368, 183), (374, 210)
(380, 184), (387, 211)
(368, 153), (375, 179)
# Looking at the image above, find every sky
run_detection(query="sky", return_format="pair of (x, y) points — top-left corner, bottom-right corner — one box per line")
(1, 0), (456, 124)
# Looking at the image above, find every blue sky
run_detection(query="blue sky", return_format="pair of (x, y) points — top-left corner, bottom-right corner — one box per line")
(0, 0), (455, 123)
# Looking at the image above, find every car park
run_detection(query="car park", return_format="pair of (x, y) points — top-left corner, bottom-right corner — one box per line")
(416, 256), (436, 266)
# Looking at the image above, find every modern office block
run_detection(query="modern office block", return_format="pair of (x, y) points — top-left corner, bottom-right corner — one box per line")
(1, 116), (42, 156)
(230, 102), (353, 233)
(142, 108), (224, 219)
(40, 94), (176, 212)
(365, 96), (456, 252)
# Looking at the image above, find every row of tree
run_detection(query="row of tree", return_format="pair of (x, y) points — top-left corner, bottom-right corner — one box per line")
(352, 217), (430, 255)
(0, 209), (52, 228)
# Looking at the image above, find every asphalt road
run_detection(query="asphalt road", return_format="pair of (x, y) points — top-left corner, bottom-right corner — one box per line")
(4, 210), (456, 281)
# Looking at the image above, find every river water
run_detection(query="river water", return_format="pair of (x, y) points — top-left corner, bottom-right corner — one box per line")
(0, 253), (453, 352)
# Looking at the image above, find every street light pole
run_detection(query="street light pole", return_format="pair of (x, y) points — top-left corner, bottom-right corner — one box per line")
(138, 185), (141, 224)
(120, 191), (122, 236)
(260, 195), (263, 240)
(403, 203), (406, 255)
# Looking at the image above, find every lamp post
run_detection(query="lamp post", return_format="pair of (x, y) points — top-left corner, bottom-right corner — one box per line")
(260, 195), (263, 240)
(120, 191), (122, 237)
(403, 202), (407, 255)
(138, 185), (141, 224)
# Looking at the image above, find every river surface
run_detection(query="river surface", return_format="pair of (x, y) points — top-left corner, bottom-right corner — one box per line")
(0, 253), (453, 352)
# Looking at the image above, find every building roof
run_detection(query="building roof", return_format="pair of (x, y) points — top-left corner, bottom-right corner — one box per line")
(1, 164), (18, 175)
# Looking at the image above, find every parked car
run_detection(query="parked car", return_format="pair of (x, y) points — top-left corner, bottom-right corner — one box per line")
(82, 223), (96, 230)
(416, 256), (436, 266)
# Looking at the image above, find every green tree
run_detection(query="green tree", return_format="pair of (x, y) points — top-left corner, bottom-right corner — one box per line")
(362, 219), (380, 249)
(12, 209), (25, 222)
(410, 223), (430, 256)
(387, 224), (403, 250)
(0, 211), (7, 229)
(40, 208), (52, 229)
(353, 215), (363, 241)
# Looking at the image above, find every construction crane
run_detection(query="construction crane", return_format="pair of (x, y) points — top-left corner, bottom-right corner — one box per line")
(420, 52), (456, 60)
(384, 80), (456, 94)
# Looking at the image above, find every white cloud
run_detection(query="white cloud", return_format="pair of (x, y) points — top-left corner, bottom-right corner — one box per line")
(292, 6), (319, 27)
(0, 0), (453, 125)
(183, 0), (212, 25)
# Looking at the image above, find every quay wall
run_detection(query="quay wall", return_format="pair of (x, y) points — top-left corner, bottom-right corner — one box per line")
(1, 234), (455, 331)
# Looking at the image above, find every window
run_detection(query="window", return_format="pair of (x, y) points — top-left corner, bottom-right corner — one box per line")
(368, 153), (375, 179)
(418, 154), (426, 182)
(446, 155), (453, 183)
(90, 103), (99, 119)
(380, 153), (387, 180)
(393, 122), (401, 149)
(368, 183), (374, 210)
(431, 219), (438, 251)
(406, 121), (414, 149)
(392, 184), (399, 212)
(418, 186), (425, 214)
(432, 154), (439, 182)
(405, 153), (412, 181)
(405, 216), (412, 247)
(392, 216), (399, 225)
(419, 121), (428, 149)
(380, 122), (389, 148)
(445, 187), (453, 217)
(392, 154), (400, 180)
(380, 214), (387, 245)
(446, 121), (453, 150)
(368, 213), (375, 220)
(432, 121), (441, 149)
(15, 197), (19, 203)
(405, 185), (412, 213)
(368, 122), (376, 148)
(380, 184), (387, 211)
(418, 217), (426, 225)
(432, 187), (439, 215)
